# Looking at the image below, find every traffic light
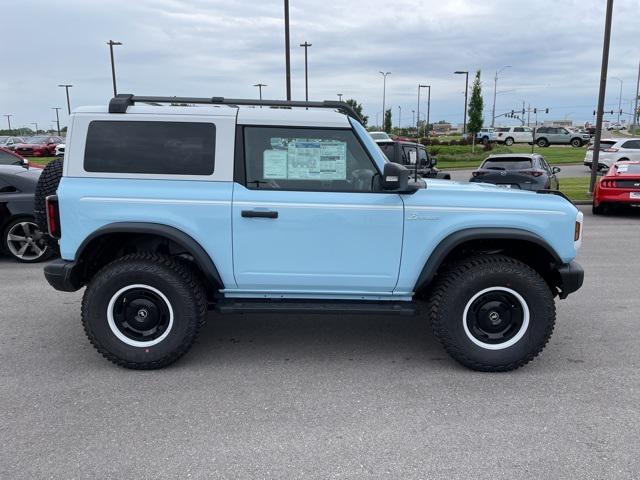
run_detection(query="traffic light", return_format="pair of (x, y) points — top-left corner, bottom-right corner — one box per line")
(593, 110), (596, 115)
(545, 108), (549, 114)
(522, 108), (525, 115)
(511, 110), (515, 116)
(619, 109), (623, 115)
(533, 108), (537, 114)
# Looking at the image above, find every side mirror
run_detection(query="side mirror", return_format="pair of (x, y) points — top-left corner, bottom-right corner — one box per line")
(382, 162), (414, 193)
(21, 158), (29, 169)
(552, 166), (561, 174)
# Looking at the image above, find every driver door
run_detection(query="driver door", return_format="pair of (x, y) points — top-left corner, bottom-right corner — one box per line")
(232, 125), (404, 294)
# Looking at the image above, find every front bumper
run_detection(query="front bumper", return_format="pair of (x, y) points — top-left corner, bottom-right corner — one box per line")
(44, 259), (83, 292)
(556, 261), (584, 299)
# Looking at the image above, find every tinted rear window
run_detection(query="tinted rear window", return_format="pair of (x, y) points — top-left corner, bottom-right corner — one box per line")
(84, 121), (215, 175)
(482, 158), (532, 170)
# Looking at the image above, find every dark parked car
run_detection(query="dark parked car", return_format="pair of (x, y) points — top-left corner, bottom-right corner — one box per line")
(469, 154), (560, 191)
(0, 147), (30, 168)
(0, 165), (51, 262)
(13, 135), (63, 157)
(375, 140), (451, 179)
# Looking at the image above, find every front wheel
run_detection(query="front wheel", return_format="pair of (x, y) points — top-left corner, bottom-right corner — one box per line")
(570, 138), (583, 148)
(504, 137), (514, 146)
(81, 253), (207, 369)
(428, 255), (555, 371)
(536, 138), (549, 147)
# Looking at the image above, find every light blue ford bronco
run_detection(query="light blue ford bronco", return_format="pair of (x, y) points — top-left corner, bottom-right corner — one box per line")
(41, 94), (584, 371)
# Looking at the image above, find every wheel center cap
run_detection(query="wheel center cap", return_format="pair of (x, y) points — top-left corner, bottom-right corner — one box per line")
(137, 309), (148, 320)
(488, 311), (501, 324)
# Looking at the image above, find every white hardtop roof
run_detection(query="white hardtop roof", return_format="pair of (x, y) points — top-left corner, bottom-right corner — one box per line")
(73, 104), (352, 127)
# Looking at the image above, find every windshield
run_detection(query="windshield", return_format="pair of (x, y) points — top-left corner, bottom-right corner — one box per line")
(482, 158), (533, 170)
(25, 136), (48, 144)
(0, 137), (8, 142)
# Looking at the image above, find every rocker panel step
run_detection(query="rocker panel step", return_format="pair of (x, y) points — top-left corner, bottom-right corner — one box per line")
(215, 299), (417, 316)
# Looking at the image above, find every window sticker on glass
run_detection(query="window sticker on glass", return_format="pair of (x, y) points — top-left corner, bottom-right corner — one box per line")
(263, 150), (288, 179)
(408, 150), (417, 164)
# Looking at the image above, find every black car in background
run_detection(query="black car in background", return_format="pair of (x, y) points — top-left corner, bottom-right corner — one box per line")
(469, 154), (560, 190)
(0, 165), (51, 263)
(375, 140), (451, 179)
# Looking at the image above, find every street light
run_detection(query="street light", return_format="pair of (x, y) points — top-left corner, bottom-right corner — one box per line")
(52, 107), (61, 136)
(337, 93), (343, 102)
(299, 41), (312, 102)
(31, 122), (38, 134)
(491, 65), (512, 127)
(284, 0), (291, 100)
(107, 40), (122, 97)
(379, 71), (391, 132)
(398, 106), (402, 128)
(634, 60), (640, 131)
(611, 77), (623, 123)
(454, 71), (469, 134)
(58, 84), (73, 115)
(417, 84), (429, 138)
(3, 114), (13, 134)
(253, 83), (267, 100)
(412, 110), (415, 130)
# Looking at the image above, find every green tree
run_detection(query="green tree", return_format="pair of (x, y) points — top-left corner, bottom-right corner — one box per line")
(345, 99), (369, 127)
(384, 108), (392, 133)
(467, 70), (484, 151)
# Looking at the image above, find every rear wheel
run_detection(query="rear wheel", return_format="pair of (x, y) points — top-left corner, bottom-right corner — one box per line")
(504, 137), (514, 146)
(428, 255), (555, 371)
(592, 203), (607, 215)
(570, 138), (583, 148)
(536, 138), (549, 147)
(81, 253), (207, 369)
(3, 218), (50, 263)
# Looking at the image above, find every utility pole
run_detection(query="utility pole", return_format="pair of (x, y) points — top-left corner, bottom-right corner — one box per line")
(107, 40), (122, 97)
(612, 77), (623, 123)
(3, 114), (13, 134)
(58, 84), (73, 115)
(412, 110), (415, 131)
(454, 71), (469, 134)
(491, 66), (511, 127)
(284, 0), (291, 100)
(299, 42), (312, 101)
(52, 108), (61, 136)
(379, 72), (391, 132)
(253, 83), (267, 100)
(398, 105), (402, 128)
(417, 84), (428, 138)
(31, 122), (38, 134)
(634, 60), (640, 131)
(590, 0), (614, 194)
(426, 86), (431, 141)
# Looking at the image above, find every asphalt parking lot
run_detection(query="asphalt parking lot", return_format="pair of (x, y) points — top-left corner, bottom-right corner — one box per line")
(1, 206), (639, 479)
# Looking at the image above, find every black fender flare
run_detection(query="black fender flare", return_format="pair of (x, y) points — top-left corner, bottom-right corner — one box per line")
(76, 222), (224, 288)
(413, 227), (562, 292)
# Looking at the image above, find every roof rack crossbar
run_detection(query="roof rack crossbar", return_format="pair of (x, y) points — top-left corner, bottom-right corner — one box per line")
(108, 94), (362, 122)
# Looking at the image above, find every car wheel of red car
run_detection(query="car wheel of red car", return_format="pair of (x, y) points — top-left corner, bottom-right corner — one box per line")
(592, 203), (607, 215)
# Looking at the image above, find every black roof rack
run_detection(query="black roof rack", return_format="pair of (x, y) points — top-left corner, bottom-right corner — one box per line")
(108, 94), (362, 122)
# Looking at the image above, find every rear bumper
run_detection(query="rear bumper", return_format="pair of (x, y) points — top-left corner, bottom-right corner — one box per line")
(44, 259), (83, 292)
(594, 189), (640, 206)
(556, 261), (584, 299)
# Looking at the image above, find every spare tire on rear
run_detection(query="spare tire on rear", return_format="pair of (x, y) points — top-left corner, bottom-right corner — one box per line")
(34, 158), (63, 254)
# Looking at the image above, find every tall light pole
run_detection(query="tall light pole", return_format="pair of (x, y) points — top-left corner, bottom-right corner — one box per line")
(379, 71), (391, 132)
(253, 83), (267, 100)
(107, 40), (122, 97)
(52, 107), (61, 136)
(412, 110), (415, 130)
(58, 84), (73, 115)
(3, 114), (13, 134)
(491, 65), (511, 127)
(590, 0), (614, 194)
(417, 84), (429, 138)
(398, 106), (402, 128)
(284, 0), (291, 100)
(634, 60), (640, 131)
(337, 93), (343, 102)
(31, 122), (38, 134)
(299, 41), (312, 102)
(454, 71), (469, 134)
(611, 77), (623, 123)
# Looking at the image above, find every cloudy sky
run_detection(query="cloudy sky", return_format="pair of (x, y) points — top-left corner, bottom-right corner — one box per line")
(1, 0), (638, 131)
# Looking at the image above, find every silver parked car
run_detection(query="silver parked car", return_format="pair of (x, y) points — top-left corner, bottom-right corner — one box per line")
(534, 127), (590, 148)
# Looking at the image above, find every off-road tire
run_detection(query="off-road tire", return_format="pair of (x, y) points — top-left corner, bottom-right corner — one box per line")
(33, 158), (63, 254)
(81, 253), (207, 369)
(428, 254), (556, 372)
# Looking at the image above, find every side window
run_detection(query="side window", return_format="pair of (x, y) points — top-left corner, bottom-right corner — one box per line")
(514, 127), (524, 132)
(621, 140), (640, 149)
(378, 143), (395, 162)
(243, 126), (379, 192)
(402, 146), (417, 165)
(84, 121), (216, 175)
(539, 157), (551, 172)
(418, 147), (428, 165)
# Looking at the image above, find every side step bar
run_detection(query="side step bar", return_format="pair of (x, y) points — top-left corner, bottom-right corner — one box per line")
(215, 299), (418, 316)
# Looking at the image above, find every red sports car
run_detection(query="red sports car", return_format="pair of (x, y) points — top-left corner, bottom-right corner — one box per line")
(13, 135), (63, 157)
(593, 161), (640, 214)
